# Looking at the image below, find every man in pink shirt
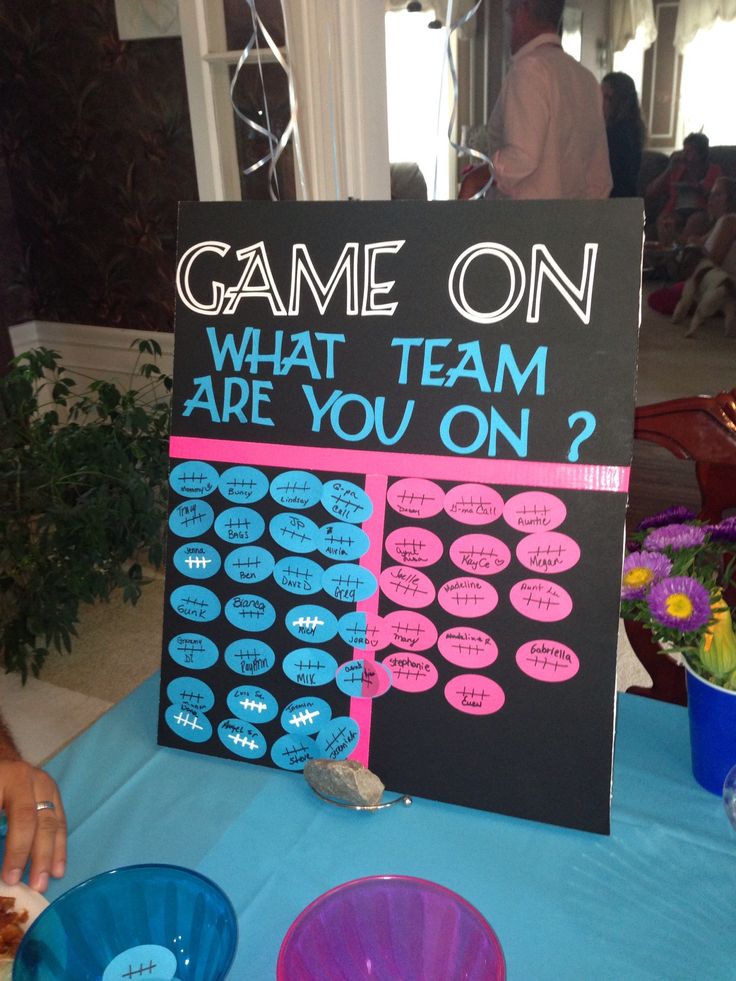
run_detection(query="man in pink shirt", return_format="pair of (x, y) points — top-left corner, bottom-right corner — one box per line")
(488, 0), (612, 200)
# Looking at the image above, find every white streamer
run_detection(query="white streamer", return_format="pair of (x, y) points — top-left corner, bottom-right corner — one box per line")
(230, 0), (303, 200)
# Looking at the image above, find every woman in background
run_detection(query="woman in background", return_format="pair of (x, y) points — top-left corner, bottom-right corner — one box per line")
(672, 177), (736, 337)
(647, 132), (722, 245)
(601, 71), (645, 198)
(648, 176), (736, 318)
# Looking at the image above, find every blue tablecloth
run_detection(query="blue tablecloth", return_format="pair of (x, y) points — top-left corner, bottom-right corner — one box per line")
(40, 677), (734, 980)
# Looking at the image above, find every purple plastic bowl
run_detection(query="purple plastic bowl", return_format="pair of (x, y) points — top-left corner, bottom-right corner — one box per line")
(276, 875), (506, 980)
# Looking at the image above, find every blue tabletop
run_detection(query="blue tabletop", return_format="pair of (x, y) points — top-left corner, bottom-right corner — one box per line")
(40, 678), (734, 980)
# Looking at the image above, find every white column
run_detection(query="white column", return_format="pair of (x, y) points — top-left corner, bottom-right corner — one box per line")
(178, 0), (241, 200)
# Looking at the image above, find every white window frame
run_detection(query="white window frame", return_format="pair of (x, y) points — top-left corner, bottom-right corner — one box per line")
(177, 0), (391, 202)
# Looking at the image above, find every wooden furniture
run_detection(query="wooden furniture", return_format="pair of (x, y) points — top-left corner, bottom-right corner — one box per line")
(626, 388), (736, 704)
(633, 387), (736, 522)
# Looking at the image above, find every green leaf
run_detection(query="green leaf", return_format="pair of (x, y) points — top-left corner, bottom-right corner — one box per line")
(0, 342), (171, 679)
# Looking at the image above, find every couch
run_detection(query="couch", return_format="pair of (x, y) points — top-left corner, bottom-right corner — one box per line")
(639, 145), (736, 238)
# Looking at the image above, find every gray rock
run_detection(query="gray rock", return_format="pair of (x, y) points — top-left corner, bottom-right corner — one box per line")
(304, 758), (385, 806)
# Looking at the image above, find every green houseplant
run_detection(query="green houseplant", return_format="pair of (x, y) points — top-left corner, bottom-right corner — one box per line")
(0, 341), (171, 679)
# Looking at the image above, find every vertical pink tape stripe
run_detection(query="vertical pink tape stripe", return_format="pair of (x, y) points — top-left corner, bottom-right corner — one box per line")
(349, 473), (388, 767)
(168, 436), (630, 493)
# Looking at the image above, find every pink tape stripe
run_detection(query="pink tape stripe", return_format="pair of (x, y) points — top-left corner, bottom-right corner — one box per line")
(169, 437), (630, 493)
(349, 474), (388, 767)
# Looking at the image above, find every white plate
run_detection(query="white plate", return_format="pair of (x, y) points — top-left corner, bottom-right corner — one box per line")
(0, 882), (49, 979)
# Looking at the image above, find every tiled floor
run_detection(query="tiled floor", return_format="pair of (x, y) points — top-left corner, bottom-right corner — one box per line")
(0, 577), (164, 764)
(635, 281), (736, 403)
(3, 283), (735, 763)
(0, 672), (111, 766)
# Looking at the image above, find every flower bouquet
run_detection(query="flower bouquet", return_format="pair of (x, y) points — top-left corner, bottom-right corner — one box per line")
(621, 507), (736, 689)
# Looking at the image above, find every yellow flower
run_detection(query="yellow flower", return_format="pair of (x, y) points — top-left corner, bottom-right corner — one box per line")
(699, 597), (736, 680)
(665, 593), (694, 621)
(623, 567), (654, 589)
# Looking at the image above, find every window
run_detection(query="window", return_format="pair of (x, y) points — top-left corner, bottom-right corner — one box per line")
(677, 17), (736, 146)
(613, 35), (647, 98)
(385, 8), (455, 199)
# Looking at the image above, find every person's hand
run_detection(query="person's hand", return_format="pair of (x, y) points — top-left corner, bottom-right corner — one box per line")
(0, 760), (66, 893)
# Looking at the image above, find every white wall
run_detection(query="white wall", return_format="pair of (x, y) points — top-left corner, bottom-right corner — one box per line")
(10, 321), (174, 390)
(580, 0), (611, 80)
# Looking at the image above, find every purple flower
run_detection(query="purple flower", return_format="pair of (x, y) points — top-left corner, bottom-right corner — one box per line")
(644, 523), (708, 551)
(709, 516), (736, 545)
(647, 576), (712, 631)
(621, 551), (673, 599)
(637, 506), (696, 531)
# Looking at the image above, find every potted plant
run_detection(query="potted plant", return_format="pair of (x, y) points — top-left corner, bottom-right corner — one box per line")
(621, 506), (736, 793)
(0, 341), (171, 680)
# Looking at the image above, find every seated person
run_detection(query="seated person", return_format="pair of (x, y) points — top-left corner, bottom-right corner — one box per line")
(672, 196), (736, 337)
(0, 712), (66, 893)
(648, 177), (736, 315)
(646, 132), (722, 247)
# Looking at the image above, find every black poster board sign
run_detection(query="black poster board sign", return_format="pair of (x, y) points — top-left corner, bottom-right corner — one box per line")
(158, 200), (642, 834)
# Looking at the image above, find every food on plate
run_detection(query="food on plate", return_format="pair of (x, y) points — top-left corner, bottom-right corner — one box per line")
(0, 883), (48, 980)
(0, 895), (28, 955)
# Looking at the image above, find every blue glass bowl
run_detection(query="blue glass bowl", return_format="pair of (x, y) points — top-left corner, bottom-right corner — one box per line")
(12, 864), (237, 981)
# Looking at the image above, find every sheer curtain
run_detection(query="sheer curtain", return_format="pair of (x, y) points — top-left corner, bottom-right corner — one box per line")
(610, 0), (657, 99)
(610, 0), (657, 53)
(674, 0), (736, 52)
(281, 0), (391, 200)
